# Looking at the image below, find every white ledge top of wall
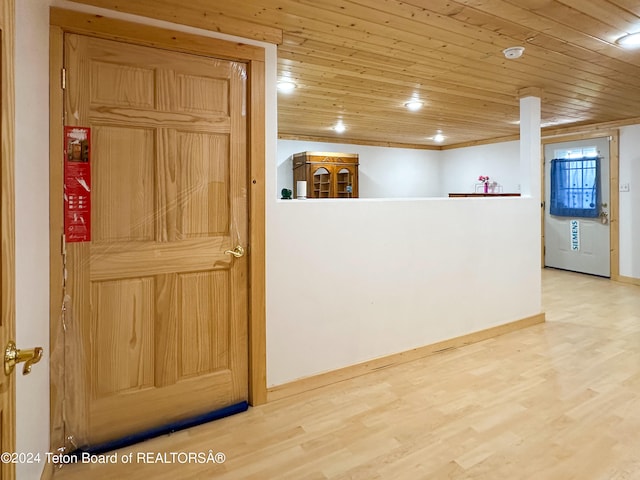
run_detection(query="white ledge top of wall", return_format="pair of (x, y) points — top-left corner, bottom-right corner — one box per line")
(448, 193), (522, 198)
(278, 196), (530, 203)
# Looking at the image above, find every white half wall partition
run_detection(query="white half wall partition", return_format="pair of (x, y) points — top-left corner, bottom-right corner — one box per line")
(266, 196), (542, 387)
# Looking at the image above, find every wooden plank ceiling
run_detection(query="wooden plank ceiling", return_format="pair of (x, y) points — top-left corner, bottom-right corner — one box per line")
(71, 0), (640, 148)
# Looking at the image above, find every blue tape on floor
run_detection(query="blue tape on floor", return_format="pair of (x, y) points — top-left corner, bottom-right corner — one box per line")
(71, 401), (248, 457)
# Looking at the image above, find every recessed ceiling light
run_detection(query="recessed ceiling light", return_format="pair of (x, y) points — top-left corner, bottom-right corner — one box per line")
(503, 46), (525, 59)
(277, 80), (297, 93)
(616, 32), (640, 47)
(404, 100), (424, 111)
(333, 121), (346, 133)
(433, 132), (445, 143)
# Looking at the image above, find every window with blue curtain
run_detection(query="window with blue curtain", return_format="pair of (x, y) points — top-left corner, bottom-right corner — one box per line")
(549, 156), (600, 218)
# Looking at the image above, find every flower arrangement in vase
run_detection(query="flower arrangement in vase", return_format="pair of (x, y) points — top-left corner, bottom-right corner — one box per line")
(478, 175), (490, 193)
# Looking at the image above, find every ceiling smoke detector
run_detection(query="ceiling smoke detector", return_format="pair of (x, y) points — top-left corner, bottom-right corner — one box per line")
(503, 46), (525, 59)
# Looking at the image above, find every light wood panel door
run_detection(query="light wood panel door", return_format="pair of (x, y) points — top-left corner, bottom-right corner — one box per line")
(0, 1), (16, 477)
(64, 33), (248, 445)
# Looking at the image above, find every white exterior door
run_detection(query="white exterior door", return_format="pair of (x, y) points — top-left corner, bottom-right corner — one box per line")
(544, 137), (610, 277)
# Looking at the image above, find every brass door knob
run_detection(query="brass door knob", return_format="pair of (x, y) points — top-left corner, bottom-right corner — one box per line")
(4, 341), (43, 376)
(224, 245), (245, 258)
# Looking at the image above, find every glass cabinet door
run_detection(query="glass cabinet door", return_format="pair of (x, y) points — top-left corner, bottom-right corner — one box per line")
(336, 167), (355, 197)
(312, 167), (331, 198)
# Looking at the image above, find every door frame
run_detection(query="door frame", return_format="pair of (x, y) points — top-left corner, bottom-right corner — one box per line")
(541, 130), (620, 280)
(48, 8), (266, 449)
(1, 0), (16, 478)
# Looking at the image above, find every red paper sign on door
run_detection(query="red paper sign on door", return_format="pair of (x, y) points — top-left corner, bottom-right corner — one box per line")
(64, 126), (91, 242)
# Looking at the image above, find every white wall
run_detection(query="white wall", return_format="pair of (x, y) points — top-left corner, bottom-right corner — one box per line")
(266, 196), (541, 386)
(277, 140), (442, 198)
(277, 140), (522, 200)
(439, 141), (521, 196)
(15, 2), (50, 479)
(619, 125), (640, 279)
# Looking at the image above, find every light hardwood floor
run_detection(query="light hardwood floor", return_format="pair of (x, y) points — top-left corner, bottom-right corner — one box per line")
(52, 268), (640, 479)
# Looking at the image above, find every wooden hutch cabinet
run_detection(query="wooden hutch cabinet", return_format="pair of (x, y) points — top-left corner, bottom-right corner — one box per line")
(292, 151), (359, 198)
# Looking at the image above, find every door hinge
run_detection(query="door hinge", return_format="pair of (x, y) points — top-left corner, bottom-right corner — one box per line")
(61, 68), (66, 90)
